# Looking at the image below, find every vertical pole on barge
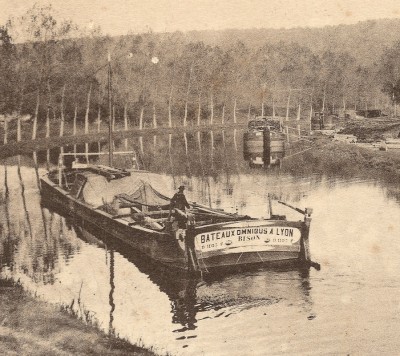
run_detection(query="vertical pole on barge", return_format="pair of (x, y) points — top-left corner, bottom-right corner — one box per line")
(300, 209), (313, 266)
(268, 194), (273, 218)
(300, 208), (320, 269)
(185, 225), (200, 273)
(108, 53), (113, 167)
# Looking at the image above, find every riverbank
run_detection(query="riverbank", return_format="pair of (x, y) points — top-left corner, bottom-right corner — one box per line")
(282, 135), (400, 182)
(0, 279), (156, 356)
(339, 117), (400, 141)
(280, 116), (400, 180)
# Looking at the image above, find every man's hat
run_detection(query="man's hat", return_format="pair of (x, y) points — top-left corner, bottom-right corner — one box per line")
(178, 185), (185, 191)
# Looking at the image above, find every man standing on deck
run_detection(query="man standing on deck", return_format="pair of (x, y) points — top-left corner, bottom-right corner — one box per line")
(170, 185), (191, 228)
(170, 185), (190, 211)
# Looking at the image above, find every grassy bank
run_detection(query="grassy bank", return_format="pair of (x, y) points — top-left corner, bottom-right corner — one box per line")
(339, 117), (400, 141)
(282, 135), (400, 183)
(0, 279), (156, 356)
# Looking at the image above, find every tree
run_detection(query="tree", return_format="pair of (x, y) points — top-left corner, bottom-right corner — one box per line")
(378, 41), (400, 105)
(0, 25), (16, 113)
(6, 4), (81, 119)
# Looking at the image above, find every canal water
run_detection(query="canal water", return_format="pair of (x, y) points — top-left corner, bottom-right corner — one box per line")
(1, 129), (400, 355)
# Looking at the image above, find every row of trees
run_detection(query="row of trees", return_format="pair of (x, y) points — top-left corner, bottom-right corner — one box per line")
(0, 5), (399, 129)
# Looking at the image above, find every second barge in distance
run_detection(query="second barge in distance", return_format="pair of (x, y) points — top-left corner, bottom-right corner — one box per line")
(243, 116), (286, 168)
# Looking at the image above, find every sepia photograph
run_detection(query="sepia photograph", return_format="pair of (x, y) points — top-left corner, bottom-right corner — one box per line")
(0, 0), (400, 355)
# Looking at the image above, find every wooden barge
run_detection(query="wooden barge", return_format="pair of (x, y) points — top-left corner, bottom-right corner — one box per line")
(40, 163), (314, 273)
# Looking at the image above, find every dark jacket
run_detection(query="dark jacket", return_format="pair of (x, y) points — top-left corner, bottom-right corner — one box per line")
(170, 192), (190, 211)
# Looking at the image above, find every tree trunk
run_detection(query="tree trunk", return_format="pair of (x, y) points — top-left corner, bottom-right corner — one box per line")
(85, 142), (89, 162)
(286, 126), (290, 143)
(233, 128), (238, 151)
(32, 91), (40, 140)
(197, 93), (202, 126)
(97, 106), (101, 133)
(184, 132), (188, 155)
(112, 106), (115, 131)
(168, 61), (176, 128)
(139, 107), (144, 129)
(272, 97), (276, 118)
(16, 117), (21, 142)
(85, 84), (92, 134)
(153, 83), (158, 128)
(46, 82), (51, 138)
(168, 99), (172, 128)
(17, 86), (24, 142)
(210, 92), (214, 125)
(124, 104), (128, 131)
(296, 103), (301, 120)
(3, 117), (8, 145)
(197, 131), (202, 153)
(233, 98), (237, 124)
(184, 102), (188, 127)
(59, 84), (66, 137)
(139, 136), (144, 153)
(124, 104), (128, 150)
(72, 105), (77, 158)
(73, 104), (77, 136)
(153, 103), (157, 128)
(210, 131), (214, 169)
(46, 108), (50, 138)
(184, 65), (193, 127)
(285, 90), (291, 121)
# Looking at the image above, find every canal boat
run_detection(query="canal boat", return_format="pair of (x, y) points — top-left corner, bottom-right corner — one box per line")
(40, 155), (314, 273)
(243, 116), (286, 168)
(248, 116), (282, 131)
(243, 129), (286, 168)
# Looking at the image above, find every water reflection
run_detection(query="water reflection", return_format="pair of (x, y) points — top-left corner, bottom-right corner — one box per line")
(1, 128), (400, 355)
(42, 201), (314, 340)
(1, 161), (12, 268)
(60, 214), (202, 330)
(0, 164), (82, 284)
(0, 128), (350, 180)
(17, 155), (33, 242)
(108, 248), (116, 336)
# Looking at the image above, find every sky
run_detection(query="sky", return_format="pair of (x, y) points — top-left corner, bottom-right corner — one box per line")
(2, 0), (400, 36)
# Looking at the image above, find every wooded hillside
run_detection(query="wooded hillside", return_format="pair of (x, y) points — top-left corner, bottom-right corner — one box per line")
(184, 19), (400, 66)
(1, 6), (400, 128)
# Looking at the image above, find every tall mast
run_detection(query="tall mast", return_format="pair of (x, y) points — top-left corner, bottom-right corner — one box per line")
(108, 53), (113, 167)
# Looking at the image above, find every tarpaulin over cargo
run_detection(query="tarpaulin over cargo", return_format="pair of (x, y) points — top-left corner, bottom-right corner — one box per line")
(81, 173), (170, 208)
